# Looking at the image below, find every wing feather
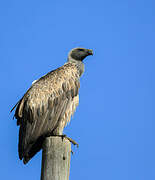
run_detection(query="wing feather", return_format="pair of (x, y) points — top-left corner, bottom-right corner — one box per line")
(13, 63), (80, 163)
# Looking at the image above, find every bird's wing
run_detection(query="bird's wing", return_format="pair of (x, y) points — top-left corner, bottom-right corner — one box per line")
(13, 63), (80, 161)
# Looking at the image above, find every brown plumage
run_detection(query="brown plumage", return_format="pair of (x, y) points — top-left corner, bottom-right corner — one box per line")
(11, 47), (93, 164)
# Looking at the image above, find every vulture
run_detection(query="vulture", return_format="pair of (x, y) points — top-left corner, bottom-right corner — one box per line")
(11, 47), (93, 164)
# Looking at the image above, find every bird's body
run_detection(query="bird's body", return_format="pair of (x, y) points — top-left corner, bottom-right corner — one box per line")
(11, 47), (93, 164)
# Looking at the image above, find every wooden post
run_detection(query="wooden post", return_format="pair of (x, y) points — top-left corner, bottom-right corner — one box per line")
(41, 136), (71, 180)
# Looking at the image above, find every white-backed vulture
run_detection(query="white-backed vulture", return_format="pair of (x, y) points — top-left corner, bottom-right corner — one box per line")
(11, 47), (93, 164)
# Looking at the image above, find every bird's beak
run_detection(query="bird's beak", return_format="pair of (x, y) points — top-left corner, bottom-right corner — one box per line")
(87, 49), (93, 56)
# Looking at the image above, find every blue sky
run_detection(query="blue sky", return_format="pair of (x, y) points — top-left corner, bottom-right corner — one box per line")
(0, 0), (155, 179)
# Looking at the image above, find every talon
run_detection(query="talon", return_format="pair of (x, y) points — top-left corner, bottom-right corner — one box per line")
(61, 134), (66, 141)
(65, 136), (79, 147)
(71, 150), (74, 155)
(51, 134), (79, 147)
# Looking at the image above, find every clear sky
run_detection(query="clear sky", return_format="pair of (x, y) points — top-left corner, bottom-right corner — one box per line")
(0, 0), (154, 179)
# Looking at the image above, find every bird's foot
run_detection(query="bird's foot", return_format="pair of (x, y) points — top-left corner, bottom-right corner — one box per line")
(64, 136), (79, 148)
(54, 134), (79, 148)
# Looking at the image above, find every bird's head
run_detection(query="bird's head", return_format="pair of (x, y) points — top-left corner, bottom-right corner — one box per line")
(68, 47), (93, 62)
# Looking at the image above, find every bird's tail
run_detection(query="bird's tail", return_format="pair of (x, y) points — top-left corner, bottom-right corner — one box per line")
(21, 136), (44, 164)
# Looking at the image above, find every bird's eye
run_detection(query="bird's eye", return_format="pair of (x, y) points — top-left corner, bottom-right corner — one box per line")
(78, 49), (84, 51)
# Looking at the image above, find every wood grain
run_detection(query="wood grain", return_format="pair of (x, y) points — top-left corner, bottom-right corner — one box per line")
(41, 136), (71, 180)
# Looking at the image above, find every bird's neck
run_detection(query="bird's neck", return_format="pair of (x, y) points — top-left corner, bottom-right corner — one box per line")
(67, 58), (84, 77)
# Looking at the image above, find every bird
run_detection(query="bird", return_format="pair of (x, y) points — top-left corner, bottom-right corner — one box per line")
(11, 47), (93, 164)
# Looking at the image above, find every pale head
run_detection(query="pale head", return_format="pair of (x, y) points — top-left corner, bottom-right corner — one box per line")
(68, 47), (93, 62)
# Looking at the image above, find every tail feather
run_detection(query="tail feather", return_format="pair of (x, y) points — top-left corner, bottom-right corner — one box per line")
(20, 136), (44, 164)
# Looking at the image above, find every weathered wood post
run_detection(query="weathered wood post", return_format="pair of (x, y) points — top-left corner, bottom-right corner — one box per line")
(41, 136), (71, 180)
